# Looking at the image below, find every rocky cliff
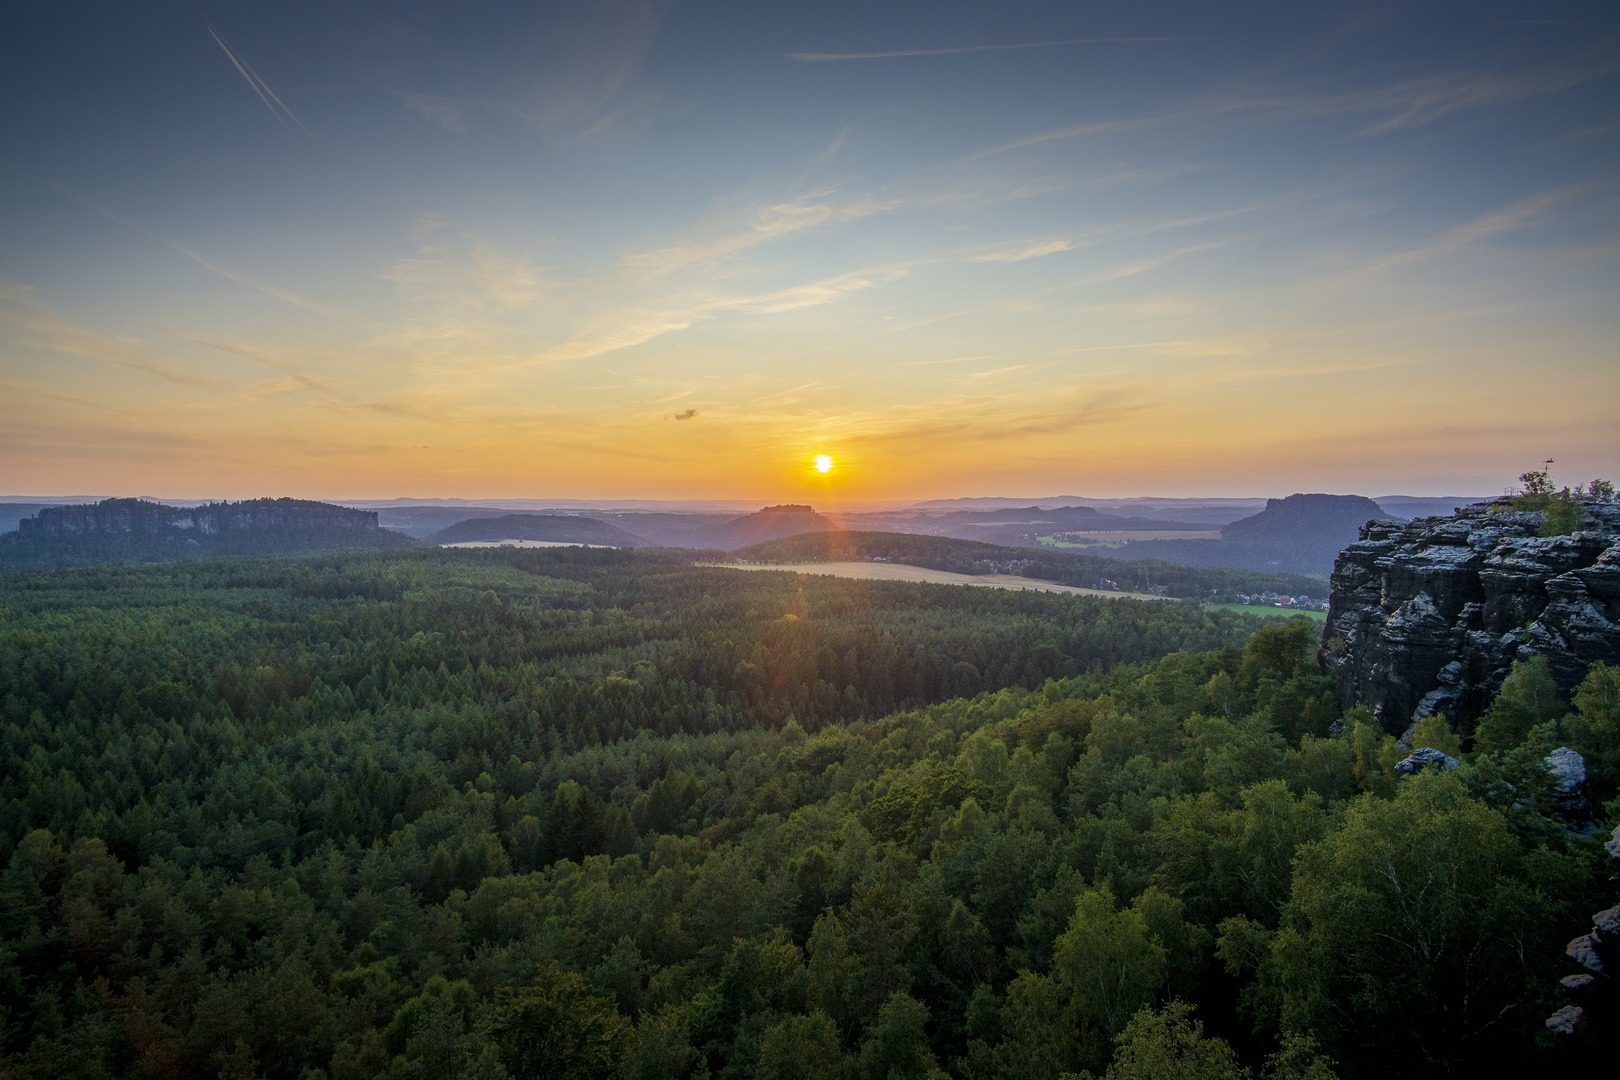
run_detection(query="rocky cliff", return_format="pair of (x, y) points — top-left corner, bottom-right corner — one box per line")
(19, 497), (378, 536)
(2, 498), (413, 570)
(1320, 498), (1620, 735)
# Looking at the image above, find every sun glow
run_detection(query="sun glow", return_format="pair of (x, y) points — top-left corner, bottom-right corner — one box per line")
(812, 454), (835, 474)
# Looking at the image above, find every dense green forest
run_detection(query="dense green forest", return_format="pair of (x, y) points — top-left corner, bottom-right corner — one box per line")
(0, 548), (1613, 1079)
(730, 532), (1327, 600)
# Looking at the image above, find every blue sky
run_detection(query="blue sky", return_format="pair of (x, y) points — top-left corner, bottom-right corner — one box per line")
(1, 0), (1615, 501)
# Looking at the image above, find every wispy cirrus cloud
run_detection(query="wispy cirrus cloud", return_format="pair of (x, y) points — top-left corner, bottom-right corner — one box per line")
(975, 59), (1617, 158)
(191, 338), (345, 394)
(1357, 175), (1620, 275)
(402, 93), (471, 131)
(80, 199), (350, 319)
(0, 283), (226, 391)
(971, 239), (1073, 263)
(486, 0), (664, 136)
(1087, 242), (1221, 282)
(787, 37), (1189, 62)
(623, 191), (903, 278)
(1354, 66), (1614, 135)
(492, 263), (898, 371)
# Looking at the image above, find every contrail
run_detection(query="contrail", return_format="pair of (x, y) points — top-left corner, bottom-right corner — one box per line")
(235, 49), (311, 136)
(788, 37), (1189, 62)
(206, 23), (311, 136)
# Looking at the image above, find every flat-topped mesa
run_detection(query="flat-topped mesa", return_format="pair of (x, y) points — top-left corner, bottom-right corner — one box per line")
(20, 497), (378, 536)
(1319, 498), (1620, 736)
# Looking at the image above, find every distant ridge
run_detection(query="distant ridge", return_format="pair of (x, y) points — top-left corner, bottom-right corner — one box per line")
(1221, 493), (1393, 546)
(373, 505), (519, 538)
(904, 496), (1267, 526)
(696, 504), (836, 550)
(0, 497), (416, 570)
(19, 497), (381, 538)
(1120, 493), (1395, 576)
(916, 504), (1211, 531)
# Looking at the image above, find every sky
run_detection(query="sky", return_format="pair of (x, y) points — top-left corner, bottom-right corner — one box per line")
(1, 0), (1616, 504)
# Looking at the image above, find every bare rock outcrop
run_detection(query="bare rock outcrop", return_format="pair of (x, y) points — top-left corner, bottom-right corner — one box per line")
(3, 498), (412, 569)
(1393, 747), (1460, 775)
(1546, 825), (1620, 1046)
(20, 497), (379, 536)
(1319, 498), (1620, 735)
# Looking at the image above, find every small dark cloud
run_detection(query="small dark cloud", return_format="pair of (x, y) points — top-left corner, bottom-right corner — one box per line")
(673, 408), (698, 420)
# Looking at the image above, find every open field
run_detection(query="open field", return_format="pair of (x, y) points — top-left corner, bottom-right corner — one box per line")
(1036, 535), (1107, 548)
(1206, 601), (1327, 622)
(715, 560), (1168, 600)
(1051, 529), (1222, 542)
(439, 539), (613, 548)
(1037, 530), (1222, 549)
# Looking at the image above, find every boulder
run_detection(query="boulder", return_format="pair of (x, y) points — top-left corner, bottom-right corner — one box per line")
(1546, 746), (1588, 791)
(1545, 1005), (1586, 1037)
(1568, 934), (1608, 975)
(1544, 747), (1594, 830)
(1393, 747), (1459, 775)
(1548, 828), (1620, 1046)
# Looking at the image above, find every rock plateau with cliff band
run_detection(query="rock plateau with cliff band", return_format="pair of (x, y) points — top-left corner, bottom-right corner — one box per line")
(1320, 497), (1620, 735)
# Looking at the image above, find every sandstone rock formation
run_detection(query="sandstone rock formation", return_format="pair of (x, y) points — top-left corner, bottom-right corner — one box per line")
(1546, 824), (1620, 1046)
(3, 498), (413, 569)
(19, 497), (378, 535)
(1393, 747), (1459, 775)
(1320, 498), (1620, 735)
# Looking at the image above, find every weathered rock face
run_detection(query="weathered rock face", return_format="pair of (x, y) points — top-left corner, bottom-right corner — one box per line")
(3, 497), (409, 570)
(1546, 824), (1620, 1046)
(1320, 498), (1620, 734)
(1393, 747), (1460, 775)
(20, 497), (378, 536)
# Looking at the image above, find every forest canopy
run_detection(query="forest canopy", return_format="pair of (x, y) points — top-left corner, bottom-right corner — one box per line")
(0, 547), (1613, 1080)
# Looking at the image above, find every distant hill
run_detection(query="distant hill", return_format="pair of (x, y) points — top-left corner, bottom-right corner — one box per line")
(582, 512), (741, 547)
(920, 505), (1210, 530)
(732, 529), (1327, 599)
(428, 514), (643, 547)
(655, 504), (835, 550)
(1221, 493), (1393, 545)
(373, 505), (524, 538)
(1119, 493), (1394, 576)
(904, 495), (1267, 524)
(0, 498), (417, 570)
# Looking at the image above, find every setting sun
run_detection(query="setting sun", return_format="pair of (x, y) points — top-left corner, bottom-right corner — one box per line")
(812, 454), (835, 474)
